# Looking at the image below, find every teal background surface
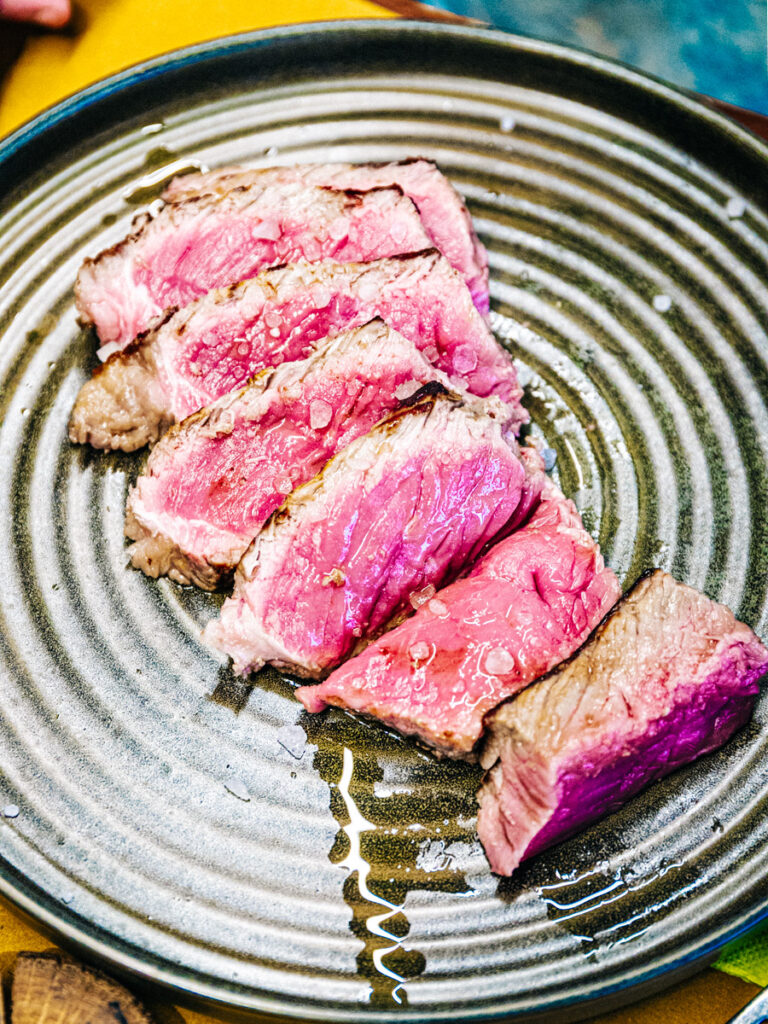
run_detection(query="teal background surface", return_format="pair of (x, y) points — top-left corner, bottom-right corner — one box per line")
(428, 0), (768, 114)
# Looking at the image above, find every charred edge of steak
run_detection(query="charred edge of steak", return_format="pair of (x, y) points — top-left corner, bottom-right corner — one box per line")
(376, 384), (490, 442)
(259, 389), (465, 536)
(545, 568), (656, 671)
(385, 246), (442, 264)
(124, 505), (235, 591)
(397, 379), (455, 410)
(75, 211), (155, 288)
(367, 157), (438, 170)
(143, 366), (273, 451)
(92, 305), (181, 364)
(80, 182), (384, 287)
(321, 184), (407, 203)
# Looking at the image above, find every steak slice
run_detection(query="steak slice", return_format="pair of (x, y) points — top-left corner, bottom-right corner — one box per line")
(75, 183), (433, 354)
(69, 251), (525, 453)
(125, 320), (459, 589)
(164, 160), (490, 313)
(203, 388), (533, 678)
(296, 475), (620, 757)
(477, 569), (768, 876)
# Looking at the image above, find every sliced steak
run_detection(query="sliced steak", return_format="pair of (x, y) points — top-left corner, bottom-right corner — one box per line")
(75, 183), (433, 354)
(203, 388), (533, 678)
(477, 569), (768, 876)
(296, 475), (620, 756)
(70, 252), (525, 453)
(164, 159), (489, 313)
(125, 319), (460, 589)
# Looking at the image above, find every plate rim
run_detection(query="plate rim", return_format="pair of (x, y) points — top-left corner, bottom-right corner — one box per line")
(2, 18), (768, 170)
(1, 18), (768, 1021)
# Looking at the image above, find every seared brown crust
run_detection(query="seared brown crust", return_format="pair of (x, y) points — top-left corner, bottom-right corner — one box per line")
(124, 503), (234, 590)
(327, 184), (406, 201)
(74, 211), (152, 326)
(77, 186), (413, 326)
(71, 246), (497, 454)
(479, 571), (658, 739)
(245, 387), (477, 566)
(68, 344), (171, 451)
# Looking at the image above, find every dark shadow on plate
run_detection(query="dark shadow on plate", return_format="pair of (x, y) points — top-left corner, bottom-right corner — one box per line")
(208, 666), (254, 715)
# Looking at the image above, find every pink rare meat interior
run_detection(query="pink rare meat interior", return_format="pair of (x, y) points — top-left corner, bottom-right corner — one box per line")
(163, 159), (490, 313)
(296, 475), (620, 756)
(75, 183), (433, 353)
(477, 569), (768, 876)
(69, 251), (524, 453)
(203, 389), (533, 678)
(124, 320), (460, 589)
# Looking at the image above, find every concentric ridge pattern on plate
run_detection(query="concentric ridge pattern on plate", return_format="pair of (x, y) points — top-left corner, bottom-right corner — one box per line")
(0, 25), (767, 1022)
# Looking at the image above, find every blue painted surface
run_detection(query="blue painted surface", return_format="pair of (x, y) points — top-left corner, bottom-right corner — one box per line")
(427, 0), (768, 114)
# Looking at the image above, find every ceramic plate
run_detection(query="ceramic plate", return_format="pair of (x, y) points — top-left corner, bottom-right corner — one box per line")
(1, 21), (767, 1022)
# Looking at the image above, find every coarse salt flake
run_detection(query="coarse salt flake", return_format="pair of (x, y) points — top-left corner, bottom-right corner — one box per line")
(409, 641), (431, 661)
(428, 598), (448, 618)
(726, 196), (746, 219)
(310, 399), (333, 430)
(274, 474), (292, 494)
(356, 279), (379, 302)
(303, 239), (322, 261)
(410, 583), (436, 610)
(395, 380), (420, 401)
(276, 724), (307, 759)
(98, 341), (120, 362)
(3, 804), (19, 819)
(225, 778), (250, 802)
(500, 114), (516, 132)
(653, 293), (672, 313)
(484, 647), (516, 676)
(541, 447), (557, 472)
(453, 345), (478, 374)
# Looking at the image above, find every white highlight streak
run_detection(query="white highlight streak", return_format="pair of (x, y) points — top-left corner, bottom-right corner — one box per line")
(338, 747), (408, 1004)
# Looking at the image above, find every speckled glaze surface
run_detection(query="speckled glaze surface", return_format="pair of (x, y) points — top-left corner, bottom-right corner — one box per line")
(0, 21), (767, 1023)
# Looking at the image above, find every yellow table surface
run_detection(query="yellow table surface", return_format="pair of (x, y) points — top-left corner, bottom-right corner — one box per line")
(0, 1), (761, 1021)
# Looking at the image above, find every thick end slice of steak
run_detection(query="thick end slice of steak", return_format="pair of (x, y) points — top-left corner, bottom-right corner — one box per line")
(125, 319), (459, 589)
(69, 252), (525, 453)
(68, 335), (172, 451)
(295, 475), (620, 756)
(477, 569), (768, 876)
(163, 160), (490, 313)
(75, 183), (433, 353)
(203, 388), (530, 678)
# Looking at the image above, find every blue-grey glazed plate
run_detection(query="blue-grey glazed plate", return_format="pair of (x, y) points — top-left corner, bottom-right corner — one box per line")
(0, 20), (767, 1023)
